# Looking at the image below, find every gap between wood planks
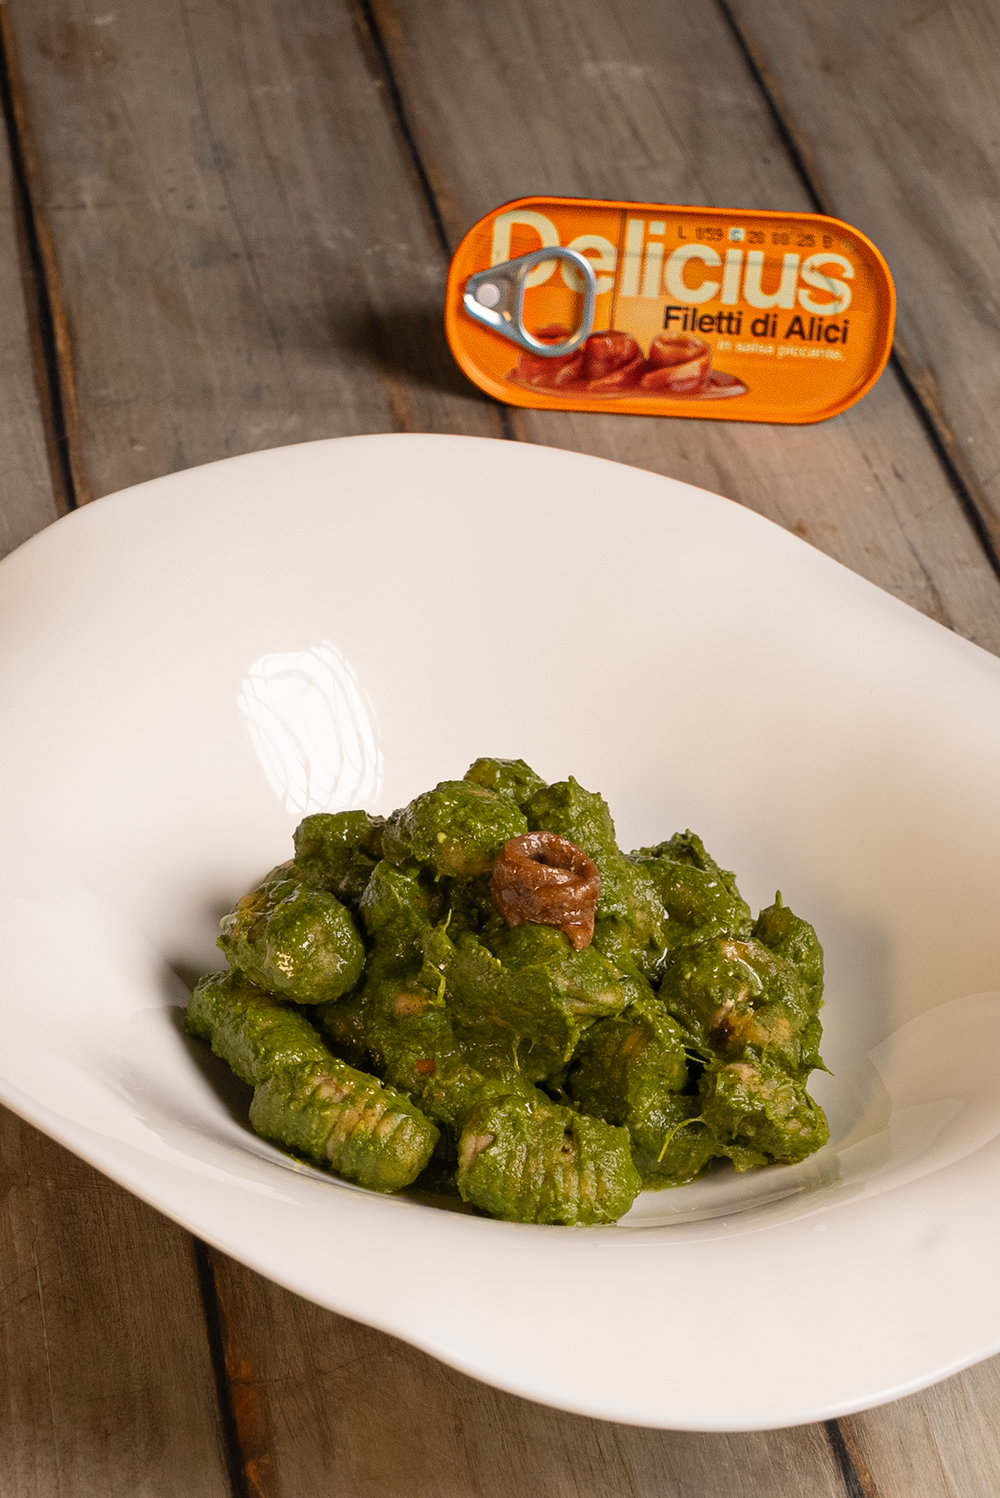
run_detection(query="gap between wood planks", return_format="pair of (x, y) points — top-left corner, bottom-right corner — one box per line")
(716, 0), (1000, 583)
(194, 1241), (255, 1498)
(0, 1), (927, 1489)
(0, 2), (89, 510)
(347, 0), (519, 441)
(824, 1419), (882, 1498)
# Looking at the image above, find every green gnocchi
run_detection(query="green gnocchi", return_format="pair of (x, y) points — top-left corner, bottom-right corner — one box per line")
(187, 756), (828, 1224)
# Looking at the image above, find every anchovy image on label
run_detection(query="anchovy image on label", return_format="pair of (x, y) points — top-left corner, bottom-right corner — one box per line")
(445, 197), (895, 424)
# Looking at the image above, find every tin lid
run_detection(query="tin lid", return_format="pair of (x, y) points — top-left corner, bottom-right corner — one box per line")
(445, 196), (895, 424)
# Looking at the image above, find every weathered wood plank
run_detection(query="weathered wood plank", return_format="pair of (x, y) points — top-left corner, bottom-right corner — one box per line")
(0, 1108), (230, 1498)
(0, 26), (58, 552)
(374, 0), (1000, 656)
(7, 0), (500, 504)
(209, 1248), (850, 1498)
(844, 1357), (1000, 1498)
(723, 0), (1000, 566)
(2, 2), (92, 510)
(0, 19), (230, 1495)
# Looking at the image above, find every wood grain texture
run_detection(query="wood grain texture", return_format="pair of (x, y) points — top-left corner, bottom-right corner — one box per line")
(1, 2), (91, 510)
(0, 41), (58, 553)
(0, 21), (227, 1494)
(209, 1248), (849, 1498)
(6, 0), (500, 503)
(844, 1356), (1000, 1498)
(723, 0), (1000, 552)
(374, 0), (1000, 656)
(0, 1107), (230, 1498)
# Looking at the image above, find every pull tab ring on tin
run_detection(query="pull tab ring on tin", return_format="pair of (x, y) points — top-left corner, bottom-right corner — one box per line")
(463, 247), (597, 357)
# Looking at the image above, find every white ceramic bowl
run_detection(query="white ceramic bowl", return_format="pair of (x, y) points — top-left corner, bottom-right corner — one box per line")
(2, 433), (1000, 1430)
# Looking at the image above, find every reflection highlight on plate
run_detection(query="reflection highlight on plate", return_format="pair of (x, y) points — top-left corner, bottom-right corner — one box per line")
(239, 641), (383, 817)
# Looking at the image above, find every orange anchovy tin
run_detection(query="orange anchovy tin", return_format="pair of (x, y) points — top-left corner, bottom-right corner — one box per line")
(445, 196), (895, 424)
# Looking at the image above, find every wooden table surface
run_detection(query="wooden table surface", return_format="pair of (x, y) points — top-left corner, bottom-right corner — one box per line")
(2, 1), (1000, 1492)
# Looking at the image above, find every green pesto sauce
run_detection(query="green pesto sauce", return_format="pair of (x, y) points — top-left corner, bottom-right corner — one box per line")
(188, 756), (828, 1223)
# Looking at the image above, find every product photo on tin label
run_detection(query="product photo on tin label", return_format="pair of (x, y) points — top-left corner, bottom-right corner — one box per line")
(445, 197), (896, 424)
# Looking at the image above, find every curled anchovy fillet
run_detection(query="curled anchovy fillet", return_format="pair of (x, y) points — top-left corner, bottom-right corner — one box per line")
(490, 831), (601, 949)
(640, 334), (711, 393)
